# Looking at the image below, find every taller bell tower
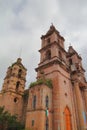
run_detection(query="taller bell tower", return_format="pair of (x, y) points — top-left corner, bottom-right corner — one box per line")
(36, 24), (67, 79)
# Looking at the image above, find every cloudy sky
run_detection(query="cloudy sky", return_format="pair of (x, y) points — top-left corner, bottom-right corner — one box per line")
(0, 0), (87, 90)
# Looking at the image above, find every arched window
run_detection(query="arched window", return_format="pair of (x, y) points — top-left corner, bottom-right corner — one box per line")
(18, 69), (22, 78)
(16, 81), (20, 90)
(69, 59), (72, 65)
(46, 118), (49, 130)
(46, 96), (49, 108)
(59, 51), (62, 59)
(33, 95), (36, 109)
(32, 120), (34, 126)
(46, 50), (51, 60)
(64, 107), (72, 130)
(47, 38), (50, 44)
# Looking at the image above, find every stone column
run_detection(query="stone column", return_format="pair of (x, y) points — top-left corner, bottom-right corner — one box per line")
(83, 89), (87, 113)
(52, 77), (60, 130)
(74, 82), (86, 130)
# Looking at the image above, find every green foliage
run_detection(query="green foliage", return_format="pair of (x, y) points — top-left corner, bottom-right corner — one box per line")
(45, 79), (53, 88)
(0, 106), (24, 130)
(29, 78), (53, 88)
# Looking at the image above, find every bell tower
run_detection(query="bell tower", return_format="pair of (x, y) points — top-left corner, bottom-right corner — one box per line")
(36, 25), (76, 130)
(67, 46), (86, 82)
(36, 24), (67, 79)
(67, 46), (87, 129)
(2, 58), (27, 94)
(0, 58), (27, 121)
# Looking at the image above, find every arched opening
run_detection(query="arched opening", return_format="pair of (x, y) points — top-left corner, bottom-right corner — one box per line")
(16, 81), (20, 90)
(32, 120), (34, 126)
(69, 59), (73, 65)
(64, 107), (72, 130)
(46, 50), (51, 60)
(18, 69), (22, 78)
(14, 97), (18, 103)
(33, 95), (36, 109)
(59, 51), (62, 60)
(47, 38), (50, 44)
(45, 96), (49, 108)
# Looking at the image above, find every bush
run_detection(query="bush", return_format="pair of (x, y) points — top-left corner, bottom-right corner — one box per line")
(0, 106), (24, 130)
(29, 78), (53, 88)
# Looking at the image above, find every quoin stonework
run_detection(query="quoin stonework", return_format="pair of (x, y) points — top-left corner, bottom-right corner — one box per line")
(0, 25), (87, 130)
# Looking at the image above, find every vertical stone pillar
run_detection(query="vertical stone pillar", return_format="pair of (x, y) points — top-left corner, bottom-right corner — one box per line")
(74, 82), (86, 130)
(83, 89), (87, 112)
(52, 77), (60, 130)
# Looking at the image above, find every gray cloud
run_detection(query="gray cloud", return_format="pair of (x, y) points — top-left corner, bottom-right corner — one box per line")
(0, 0), (87, 89)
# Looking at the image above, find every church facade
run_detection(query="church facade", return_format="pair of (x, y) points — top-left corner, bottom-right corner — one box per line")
(0, 25), (87, 130)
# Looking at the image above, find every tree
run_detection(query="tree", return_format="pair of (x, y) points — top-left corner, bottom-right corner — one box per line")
(0, 106), (24, 130)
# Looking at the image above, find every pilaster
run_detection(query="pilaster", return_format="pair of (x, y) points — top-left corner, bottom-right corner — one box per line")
(74, 82), (86, 129)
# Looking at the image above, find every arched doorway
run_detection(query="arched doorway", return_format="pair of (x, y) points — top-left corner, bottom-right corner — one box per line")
(64, 107), (72, 130)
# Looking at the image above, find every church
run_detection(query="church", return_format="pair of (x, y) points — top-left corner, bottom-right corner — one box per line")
(0, 25), (87, 130)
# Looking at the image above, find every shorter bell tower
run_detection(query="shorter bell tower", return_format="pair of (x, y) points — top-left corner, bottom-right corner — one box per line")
(2, 58), (27, 94)
(0, 58), (27, 121)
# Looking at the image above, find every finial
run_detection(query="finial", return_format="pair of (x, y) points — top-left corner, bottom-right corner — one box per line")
(17, 58), (22, 63)
(50, 23), (55, 30)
